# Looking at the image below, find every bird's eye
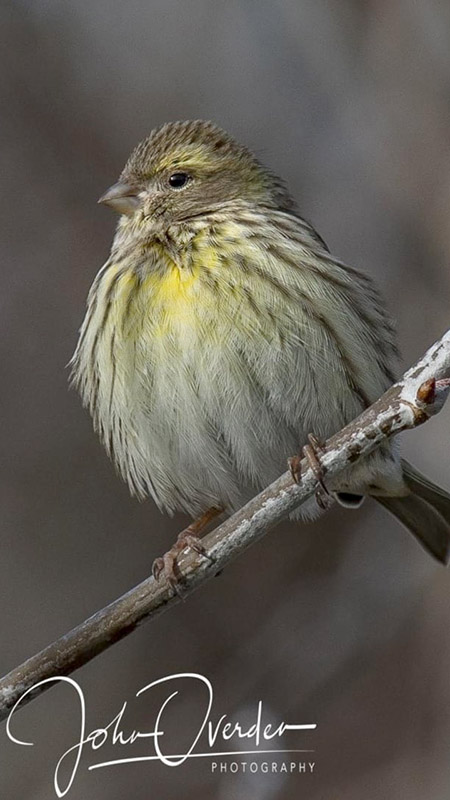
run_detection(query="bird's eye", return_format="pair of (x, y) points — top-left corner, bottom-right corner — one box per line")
(168, 172), (190, 189)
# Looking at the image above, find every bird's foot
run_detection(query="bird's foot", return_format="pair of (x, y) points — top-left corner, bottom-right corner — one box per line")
(152, 507), (222, 596)
(152, 530), (213, 597)
(288, 433), (331, 506)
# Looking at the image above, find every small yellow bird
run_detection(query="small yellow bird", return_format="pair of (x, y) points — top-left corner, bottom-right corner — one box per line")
(71, 119), (450, 583)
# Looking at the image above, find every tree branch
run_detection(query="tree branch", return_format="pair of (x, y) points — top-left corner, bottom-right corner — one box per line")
(1, 330), (450, 723)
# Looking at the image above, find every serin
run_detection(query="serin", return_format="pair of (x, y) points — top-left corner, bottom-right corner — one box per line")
(71, 120), (450, 584)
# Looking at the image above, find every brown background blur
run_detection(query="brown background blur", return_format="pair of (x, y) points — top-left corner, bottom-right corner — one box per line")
(2, 1), (450, 798)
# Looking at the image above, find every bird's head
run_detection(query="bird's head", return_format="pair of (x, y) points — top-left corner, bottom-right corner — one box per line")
(98, 120), (295, 226)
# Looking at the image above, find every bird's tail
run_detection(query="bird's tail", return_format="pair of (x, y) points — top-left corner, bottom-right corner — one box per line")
(375, 459), (450, 564)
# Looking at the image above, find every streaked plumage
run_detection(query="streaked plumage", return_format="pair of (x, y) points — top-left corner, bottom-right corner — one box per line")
(71, 120), (450, 562)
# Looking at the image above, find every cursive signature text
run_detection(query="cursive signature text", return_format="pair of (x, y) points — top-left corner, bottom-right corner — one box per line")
(6, 673), (316, 797)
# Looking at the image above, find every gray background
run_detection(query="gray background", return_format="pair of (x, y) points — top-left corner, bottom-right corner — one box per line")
(1, 1), (450, 798)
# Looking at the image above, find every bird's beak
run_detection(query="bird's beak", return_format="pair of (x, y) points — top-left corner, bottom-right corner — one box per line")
(98, 182), (141, 215)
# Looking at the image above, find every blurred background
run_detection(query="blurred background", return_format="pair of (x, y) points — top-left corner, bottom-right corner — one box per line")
(1, 1), (450, 798)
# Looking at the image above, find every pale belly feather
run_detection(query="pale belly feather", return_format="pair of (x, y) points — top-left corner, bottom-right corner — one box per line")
(73, 225), (403, 519)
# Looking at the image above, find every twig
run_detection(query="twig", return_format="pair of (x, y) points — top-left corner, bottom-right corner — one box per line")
(1, 329), (450, 723)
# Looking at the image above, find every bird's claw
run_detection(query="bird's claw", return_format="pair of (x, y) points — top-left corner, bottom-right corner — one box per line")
(152, 529), (215, 596)
(288, 433), (330, 498)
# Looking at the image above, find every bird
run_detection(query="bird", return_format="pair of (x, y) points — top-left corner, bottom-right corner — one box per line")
(71, 119), (450, 585)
